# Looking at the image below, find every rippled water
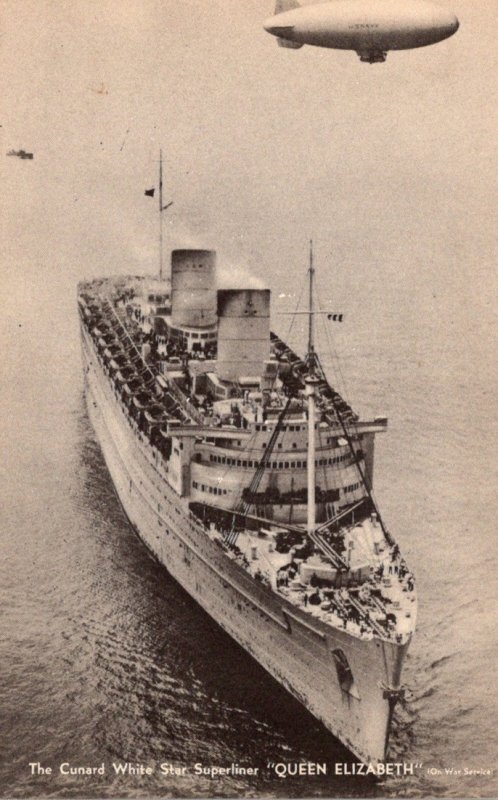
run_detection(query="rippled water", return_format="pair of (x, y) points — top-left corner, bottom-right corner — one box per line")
(1, 266), (496, 799)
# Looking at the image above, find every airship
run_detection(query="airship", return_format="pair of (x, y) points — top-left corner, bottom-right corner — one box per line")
(263, 0), (459, 62)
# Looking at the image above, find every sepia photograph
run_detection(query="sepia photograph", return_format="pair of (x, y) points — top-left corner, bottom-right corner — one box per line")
(1, 0), (496, 798)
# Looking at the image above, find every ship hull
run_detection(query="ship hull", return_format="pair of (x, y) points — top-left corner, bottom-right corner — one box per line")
(81, 323), (407, 765)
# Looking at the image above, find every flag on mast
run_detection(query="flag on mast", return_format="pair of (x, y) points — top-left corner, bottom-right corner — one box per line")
(144, 188), (155, 197)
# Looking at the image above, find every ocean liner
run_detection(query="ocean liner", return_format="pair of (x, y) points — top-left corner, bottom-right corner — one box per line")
(78, 209), (416, 765)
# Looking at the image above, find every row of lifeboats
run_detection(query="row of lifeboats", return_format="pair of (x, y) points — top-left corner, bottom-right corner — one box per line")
(79, 294), (192, 455)
(270, 332), (357, 423)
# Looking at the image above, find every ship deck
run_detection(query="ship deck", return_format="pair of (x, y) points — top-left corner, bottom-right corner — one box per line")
(78, 275), (417, 647)
(203, 513), (416, 643)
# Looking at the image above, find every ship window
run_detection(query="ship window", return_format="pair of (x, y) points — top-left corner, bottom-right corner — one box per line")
(237, 460), (242, 466)
(292, 442), (297, 449)
(284, 462), (289, 468)
(277, 443), (282, 449)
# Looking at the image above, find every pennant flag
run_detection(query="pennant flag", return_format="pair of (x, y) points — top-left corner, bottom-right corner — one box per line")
(144, 188), (155, 197)
(327, 313), (344, 322)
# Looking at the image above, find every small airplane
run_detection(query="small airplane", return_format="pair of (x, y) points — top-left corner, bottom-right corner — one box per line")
(263, 0), (459, 62)
(7, 149), (34, 160)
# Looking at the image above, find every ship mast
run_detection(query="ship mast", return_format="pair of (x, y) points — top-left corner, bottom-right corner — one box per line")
(158, 149), (173, 282)
(280, 243), (392, 543)
(308, 239), (315, 372)
(305, 240), (320, 534)
(159, 149), (164, 281)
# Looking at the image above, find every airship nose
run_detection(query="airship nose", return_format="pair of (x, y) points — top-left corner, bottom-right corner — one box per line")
(437, 7), (459, 36)
(424, 5), (460, 44)
(263, 16), (296, 36)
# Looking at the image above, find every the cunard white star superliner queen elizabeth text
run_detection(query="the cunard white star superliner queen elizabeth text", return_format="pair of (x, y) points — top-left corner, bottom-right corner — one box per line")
(78, 192), (416, 765)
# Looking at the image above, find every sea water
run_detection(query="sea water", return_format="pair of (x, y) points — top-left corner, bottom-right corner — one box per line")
(1, 261), (496, 799)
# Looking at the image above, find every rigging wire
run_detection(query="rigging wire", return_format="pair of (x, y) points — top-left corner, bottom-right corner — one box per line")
(313, 269), (352, 409)
(311, 259), (391, 538)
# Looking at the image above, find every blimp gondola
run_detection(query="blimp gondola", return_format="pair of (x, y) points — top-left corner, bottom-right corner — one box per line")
(263, 0), (459, 62)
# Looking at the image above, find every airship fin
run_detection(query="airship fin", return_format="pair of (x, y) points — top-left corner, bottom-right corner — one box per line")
(275, 0), (300, 13)
(277, 37), (303, 49)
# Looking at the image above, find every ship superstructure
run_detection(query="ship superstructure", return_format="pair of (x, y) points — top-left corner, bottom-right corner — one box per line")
(78, 245), (416, 766)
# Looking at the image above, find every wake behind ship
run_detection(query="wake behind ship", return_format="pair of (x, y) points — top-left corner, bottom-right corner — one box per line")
(78, 246), (416, 766)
